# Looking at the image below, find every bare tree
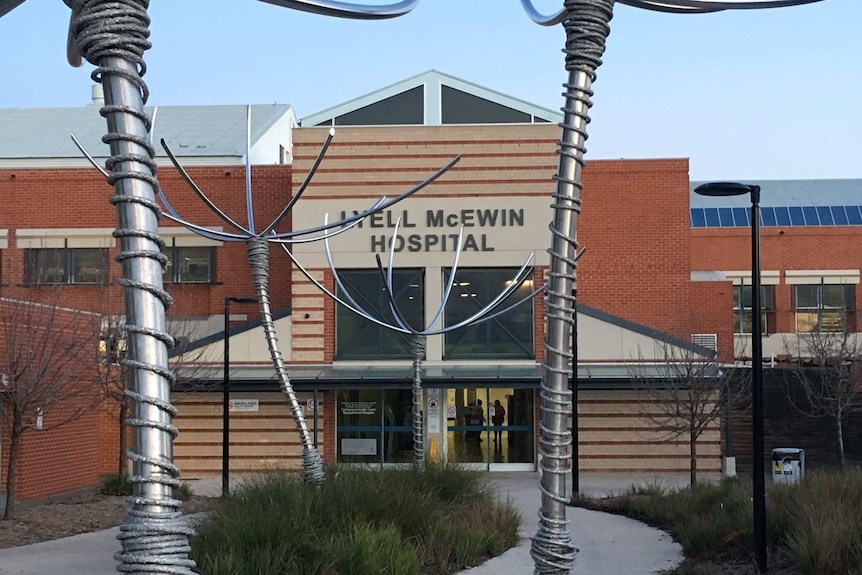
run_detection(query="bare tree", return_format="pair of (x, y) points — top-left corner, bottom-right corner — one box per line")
(0, 293), (102, 519)
(783, 327), (862, 472)
(630, 341), (747, 486)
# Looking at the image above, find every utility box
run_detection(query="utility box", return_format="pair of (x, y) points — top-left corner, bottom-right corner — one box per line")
(772, 448), (805, 484)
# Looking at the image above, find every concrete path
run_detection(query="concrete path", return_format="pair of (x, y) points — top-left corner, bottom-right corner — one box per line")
(0, 472), (694, 575)
(455, 472), (687, 575)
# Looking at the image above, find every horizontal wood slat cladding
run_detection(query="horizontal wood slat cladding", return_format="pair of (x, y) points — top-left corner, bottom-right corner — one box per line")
(292, 125), (558, 199)
(173, 392), (325, 478)
(572, 390), (722, 473)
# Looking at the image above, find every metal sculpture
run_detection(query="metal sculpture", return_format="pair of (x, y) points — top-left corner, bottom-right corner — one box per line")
(518, 1), (827, 574)
(73, 106), (457, 485)
(286, 220), (543, 471)
(156, 107), (457, 485)
(0, 1), (421, 573)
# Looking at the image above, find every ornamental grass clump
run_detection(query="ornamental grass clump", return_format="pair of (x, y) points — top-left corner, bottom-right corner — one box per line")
(576, 470), (862, 574)
(190, 465), (520, 575)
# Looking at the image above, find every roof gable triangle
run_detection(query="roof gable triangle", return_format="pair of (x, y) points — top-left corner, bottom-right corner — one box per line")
(299, 70), (561, 127)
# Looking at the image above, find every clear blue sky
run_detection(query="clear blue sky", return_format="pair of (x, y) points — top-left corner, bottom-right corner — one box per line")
(0, 0), (857, 181)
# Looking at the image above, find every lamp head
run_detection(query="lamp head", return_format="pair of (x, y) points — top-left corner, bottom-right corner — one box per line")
(227, 296), (260, 304)
(694, 182), (757, 197)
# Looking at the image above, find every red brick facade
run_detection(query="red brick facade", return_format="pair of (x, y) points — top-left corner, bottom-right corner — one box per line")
(692, 227), (861, 336)
(0, 164), (293, 504)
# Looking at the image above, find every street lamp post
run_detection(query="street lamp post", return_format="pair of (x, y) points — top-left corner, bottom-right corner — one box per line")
(694, 181), (765, 572)
(223, 296), (260, 497)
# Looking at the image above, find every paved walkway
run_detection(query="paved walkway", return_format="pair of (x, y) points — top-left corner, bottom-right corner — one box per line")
(0, 472), (696, 575)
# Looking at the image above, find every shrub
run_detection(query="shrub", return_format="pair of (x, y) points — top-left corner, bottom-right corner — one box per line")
(191, 465), (520, 575)
(99, 474), (132, 496)
(575, 471), (862, 574)
(99, 474), (195, 502)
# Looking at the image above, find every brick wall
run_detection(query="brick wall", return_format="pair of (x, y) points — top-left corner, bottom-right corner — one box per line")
(0, 165), (294, 315)
(692, 228), (862, 335)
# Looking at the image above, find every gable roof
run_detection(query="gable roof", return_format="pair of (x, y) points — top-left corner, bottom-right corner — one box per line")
(299, 70), (562, 127)
(0, 103), (295, 167)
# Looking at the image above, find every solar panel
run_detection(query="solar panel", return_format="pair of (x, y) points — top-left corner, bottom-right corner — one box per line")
(788, 207), (805, 226)
(816, 206), (834, 226)
(705, 208), (721, 227)
(832, 206), (849, 225)
(802, 206), (820, 225)
(731, 207), (749, 227)
(690, 205), (862, 227)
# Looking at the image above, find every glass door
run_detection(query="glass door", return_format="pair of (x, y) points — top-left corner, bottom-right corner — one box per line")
(336, 388), (414, 467)
(445, 387), (534, 471)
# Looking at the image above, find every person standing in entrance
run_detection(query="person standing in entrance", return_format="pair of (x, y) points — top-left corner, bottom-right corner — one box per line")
(491, 399), (506, 444)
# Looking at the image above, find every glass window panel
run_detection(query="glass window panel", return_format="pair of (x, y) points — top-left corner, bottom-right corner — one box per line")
(822, 285), (848, 308)
(788, 207), (805, 226)
(71, 249), (106, 284)
(821, 311), (845, 333)
(774, 206), (791, 226)
(794, 285), (819, 309)
(733, 285), (773, 310)
(704, 208), (721, 227)
(831, 206), (849, 225)
(337, 389), (381, 464)
(443, 268), (534, 360)
(760, 207), (777, 227)
(175, 247), (213, 283)
(802, 206), (820, 226)
(26, 249), (66, 284)
(335, 269), (424, 359)
(690, 208), (706, 227)
(816, 206), (834, 226)
(796, 312), (819, 333)
(162, 256), (174, 284)
(731, 207), (749, 227)
(717, 207), (734, 227)
(737, 312), (769, 335)
(846, 206), (862, 226)
(733, 285), (752, 309)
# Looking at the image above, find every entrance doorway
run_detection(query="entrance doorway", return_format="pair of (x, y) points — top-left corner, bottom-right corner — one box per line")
(445, 387), (535, 470)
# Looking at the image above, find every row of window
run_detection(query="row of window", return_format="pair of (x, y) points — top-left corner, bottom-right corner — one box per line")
(335, 268), (535, 361)
(21, 247), (214, 285)
(733, 284), (856, 334)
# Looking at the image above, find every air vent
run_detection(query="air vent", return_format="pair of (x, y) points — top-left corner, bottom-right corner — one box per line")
(691, 333), (718, 352)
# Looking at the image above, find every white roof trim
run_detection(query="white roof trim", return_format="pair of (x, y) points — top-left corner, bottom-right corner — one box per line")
(723, 270), (781, 286)
(785, 269), (860, 285)
(299, 69), (563, 127)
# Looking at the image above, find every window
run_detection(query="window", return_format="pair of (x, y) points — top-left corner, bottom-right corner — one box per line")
(335, 269), (424, 360)
(24, 248), (107, 285)
(733, 285), (775, 334)
(163, 247), (214, 284)
(794, 284), (856, 333)
(443, 268), (535, 360)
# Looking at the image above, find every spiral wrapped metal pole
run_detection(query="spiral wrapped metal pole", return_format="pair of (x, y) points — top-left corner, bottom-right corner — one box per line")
(64, 1), (197, 573)
(410, 334), (426, 472)
(531, 1), (614, 573)
(248, 237), (325, 484)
